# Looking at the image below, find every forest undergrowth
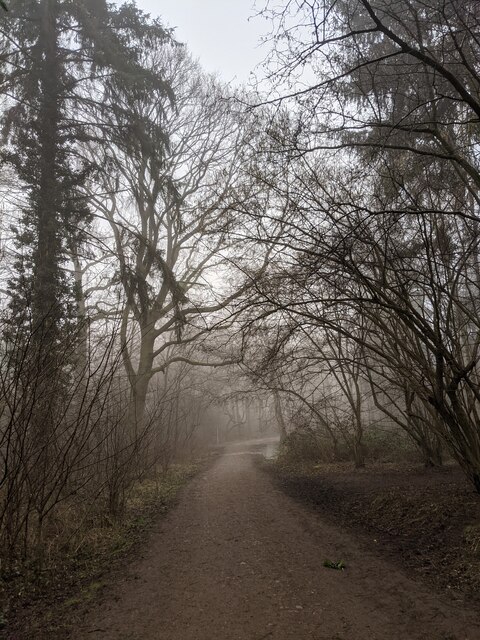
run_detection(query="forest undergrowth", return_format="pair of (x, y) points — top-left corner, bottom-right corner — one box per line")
(1, 458), (210, 639)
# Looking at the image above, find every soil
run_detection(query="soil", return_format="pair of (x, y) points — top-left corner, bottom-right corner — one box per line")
(35, 450), (480, 639)
(269, 461), (480, 599)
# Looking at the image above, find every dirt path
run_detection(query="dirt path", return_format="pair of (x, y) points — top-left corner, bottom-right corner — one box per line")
(75, 453), (480, 640)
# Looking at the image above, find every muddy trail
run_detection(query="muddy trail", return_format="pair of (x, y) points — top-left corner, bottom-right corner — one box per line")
(71, 450), (479, 640)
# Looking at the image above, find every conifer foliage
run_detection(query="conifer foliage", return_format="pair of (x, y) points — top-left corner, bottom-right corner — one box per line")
(1, 1), (173, 347)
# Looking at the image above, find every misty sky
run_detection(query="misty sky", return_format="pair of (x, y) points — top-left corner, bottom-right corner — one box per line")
(136, 0), (268, 84)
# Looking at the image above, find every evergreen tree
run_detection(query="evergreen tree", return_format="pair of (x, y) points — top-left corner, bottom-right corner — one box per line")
(0, 0), (173, 353)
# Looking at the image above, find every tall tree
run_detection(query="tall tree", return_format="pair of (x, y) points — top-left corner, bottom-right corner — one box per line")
(87, 43), (258, 426)
(0, 2), (175, 532)
(0, 0), (173, 351)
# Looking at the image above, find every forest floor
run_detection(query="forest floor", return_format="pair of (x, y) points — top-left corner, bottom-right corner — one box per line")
(267, 459), (480, 601)
(14, 445), (479, 639)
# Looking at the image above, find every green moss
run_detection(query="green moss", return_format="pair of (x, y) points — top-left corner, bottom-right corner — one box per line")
(64, 581), (105, 608)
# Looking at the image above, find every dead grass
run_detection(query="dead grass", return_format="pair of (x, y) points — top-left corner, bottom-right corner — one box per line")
(2, 460), (206, 639)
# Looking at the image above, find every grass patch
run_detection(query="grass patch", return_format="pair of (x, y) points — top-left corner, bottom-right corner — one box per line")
(69, 464), (200, 573)
(63, 580), (105, 608)
(463, 523), (480, 556)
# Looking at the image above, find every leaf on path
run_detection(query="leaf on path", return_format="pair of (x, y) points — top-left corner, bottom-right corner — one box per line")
(323, 559), (346, 570)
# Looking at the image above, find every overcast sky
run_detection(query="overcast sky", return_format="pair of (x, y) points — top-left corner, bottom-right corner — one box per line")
(135, 0), (268, 84)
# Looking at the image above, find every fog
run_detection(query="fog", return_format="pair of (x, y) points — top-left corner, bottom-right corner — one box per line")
(1, 1), (480, 638)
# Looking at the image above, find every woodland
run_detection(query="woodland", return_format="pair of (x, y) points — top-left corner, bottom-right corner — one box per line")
(0, 0), (480, 630)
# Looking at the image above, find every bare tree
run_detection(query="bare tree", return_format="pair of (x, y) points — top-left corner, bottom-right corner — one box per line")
(86, 43), (259, 428)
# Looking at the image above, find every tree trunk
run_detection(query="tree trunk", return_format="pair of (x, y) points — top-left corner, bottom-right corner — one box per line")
(273, 390), (287, 443)
(420, 436), (443, 468)
(472, 473), (480, 495)
(352, 429), (366, 468)
(72, 253), (88, 379)
(30, 0), (62, 525)
(33, 0), (62, 345)
(353, 403), (365, 468)
(127, 324), (156, 429)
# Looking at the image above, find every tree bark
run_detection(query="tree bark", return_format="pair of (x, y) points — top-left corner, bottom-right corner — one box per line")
(33, 0), (62, 346)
